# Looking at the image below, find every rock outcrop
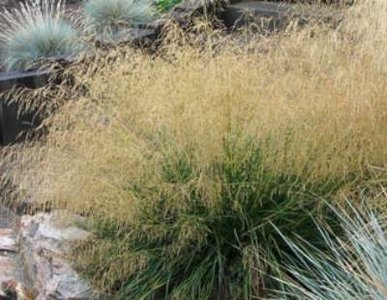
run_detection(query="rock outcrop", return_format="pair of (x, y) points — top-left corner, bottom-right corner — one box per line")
(18, 211), (93, 300)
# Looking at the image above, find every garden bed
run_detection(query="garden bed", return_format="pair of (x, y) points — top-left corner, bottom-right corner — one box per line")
(1, 1), (384, 299)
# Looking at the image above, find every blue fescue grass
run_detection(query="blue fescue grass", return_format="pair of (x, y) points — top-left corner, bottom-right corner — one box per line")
(272, 203), (387, 299)
(0, 0), (84, 71)
(83, 0), (156, 37)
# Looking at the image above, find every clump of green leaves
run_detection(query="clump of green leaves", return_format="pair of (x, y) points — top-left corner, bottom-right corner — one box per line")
(156, 0), (182, 12)
(76, 135), (344, 299)
(0, 0), (84, 71)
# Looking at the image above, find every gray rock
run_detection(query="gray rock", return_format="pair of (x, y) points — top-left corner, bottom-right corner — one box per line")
(0, 228), (17, 253)
(18, 211), (94, 300)
(0, 256), (16, 283)
(38, 256), (91, 300)
(37, 222), (90, 242)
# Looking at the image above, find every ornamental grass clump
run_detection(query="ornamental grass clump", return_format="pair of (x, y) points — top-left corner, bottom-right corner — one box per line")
(0, 0), (84, 71)
(3, 0), (387, 298)
(84, 0), (155, 38)
(272, 204), (387, 299)
(72, 135), (344, 299)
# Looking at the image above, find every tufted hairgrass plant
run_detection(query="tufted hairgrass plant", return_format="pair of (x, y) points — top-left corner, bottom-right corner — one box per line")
(70, 134), (346, 298)
(0, 0), (84, 71)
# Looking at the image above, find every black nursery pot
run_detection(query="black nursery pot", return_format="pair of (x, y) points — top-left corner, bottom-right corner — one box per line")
(95, 26), (158, 49)
(0, 69), (50, 145)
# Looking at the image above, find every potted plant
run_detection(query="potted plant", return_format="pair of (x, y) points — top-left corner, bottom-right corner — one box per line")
(0, 0), (84, 145)
(83, 0), (158, 45)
